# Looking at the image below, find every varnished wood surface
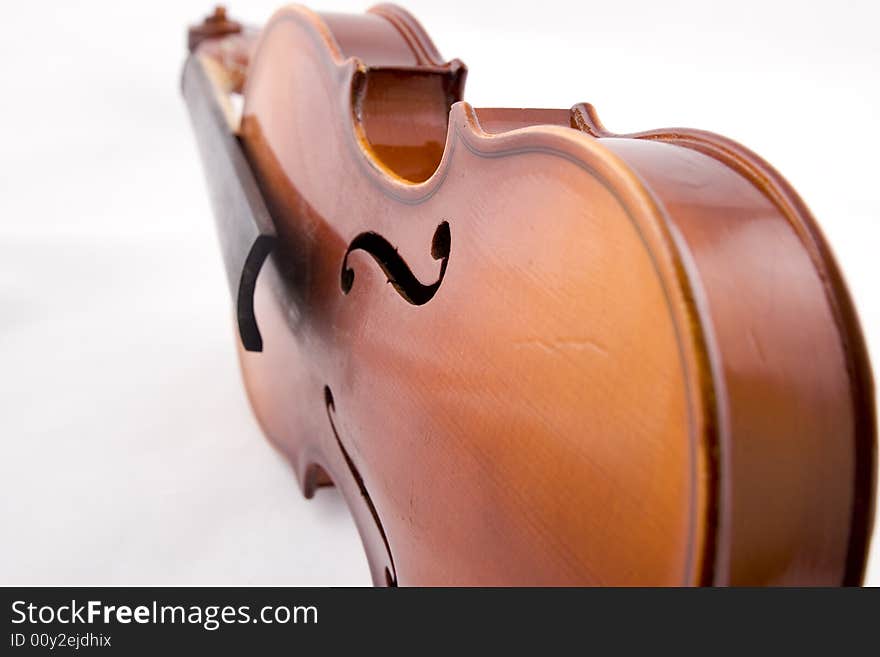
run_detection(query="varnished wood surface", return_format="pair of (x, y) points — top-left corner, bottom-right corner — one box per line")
(190, 4), (874, 585)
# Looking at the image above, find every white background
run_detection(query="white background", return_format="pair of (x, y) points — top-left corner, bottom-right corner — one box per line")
(0, 0), (877, 585)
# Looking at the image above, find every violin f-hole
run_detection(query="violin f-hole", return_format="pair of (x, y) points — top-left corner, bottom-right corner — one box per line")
(340, 221), (450, 305)
(324, 386), (398, 586)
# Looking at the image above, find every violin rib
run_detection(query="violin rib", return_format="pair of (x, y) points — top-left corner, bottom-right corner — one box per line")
(183, 4), (874, 586)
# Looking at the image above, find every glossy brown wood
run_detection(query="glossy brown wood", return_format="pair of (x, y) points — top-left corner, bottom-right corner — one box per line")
(191, 4), (875, 585)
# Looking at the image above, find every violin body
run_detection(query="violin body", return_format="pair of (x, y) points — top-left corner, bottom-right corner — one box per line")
(183, 4), (875, 585)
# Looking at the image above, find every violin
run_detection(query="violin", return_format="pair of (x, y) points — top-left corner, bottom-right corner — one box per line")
(182, 4), (875, 585)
